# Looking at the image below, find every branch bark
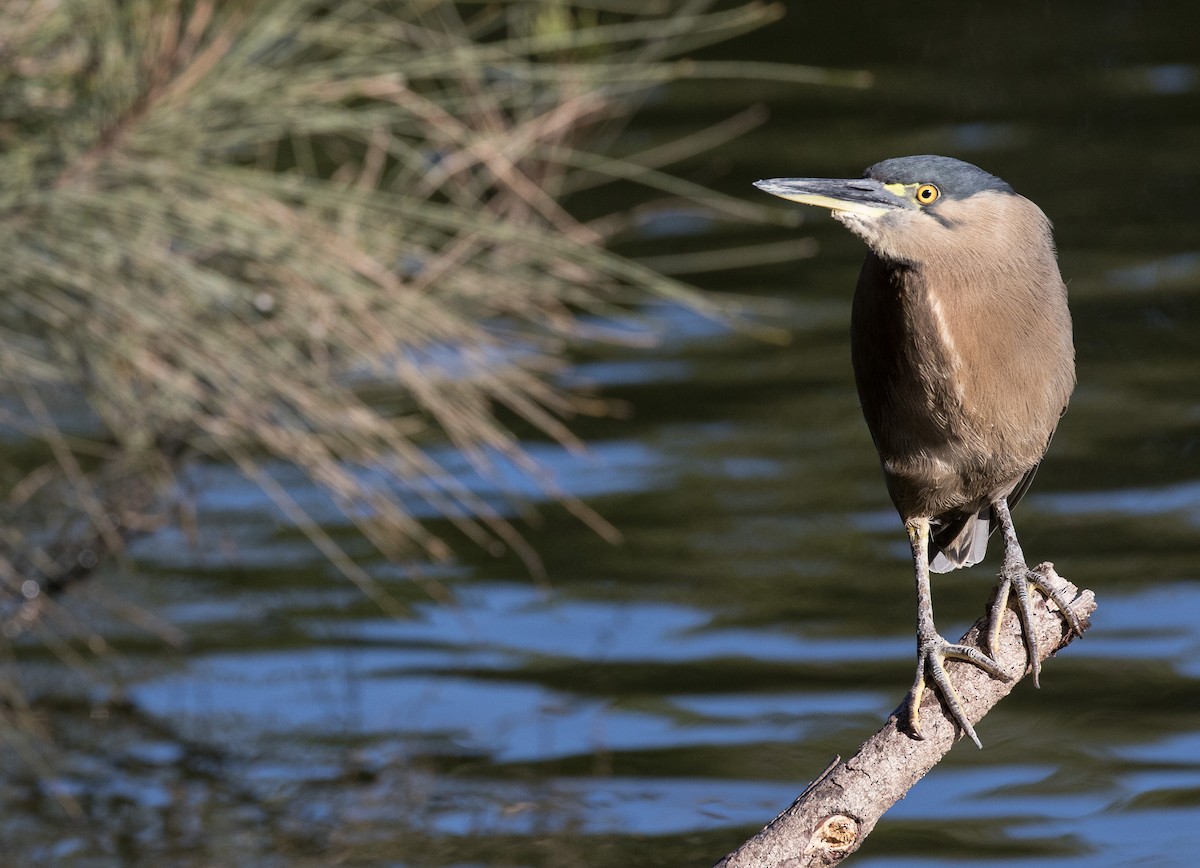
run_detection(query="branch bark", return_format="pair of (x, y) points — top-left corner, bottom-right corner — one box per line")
(713, 563), (1096, 868)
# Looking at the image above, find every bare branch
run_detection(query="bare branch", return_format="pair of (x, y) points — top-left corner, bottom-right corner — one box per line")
(714, 565), (1096, 868)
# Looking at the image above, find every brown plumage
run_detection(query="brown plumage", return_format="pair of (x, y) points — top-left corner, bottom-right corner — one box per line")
(848, 189), (1075, 570)
(755, 156), (1082, 748)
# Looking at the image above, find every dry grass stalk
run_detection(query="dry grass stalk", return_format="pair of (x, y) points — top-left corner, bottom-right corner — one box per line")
(0, 1), (864, 641)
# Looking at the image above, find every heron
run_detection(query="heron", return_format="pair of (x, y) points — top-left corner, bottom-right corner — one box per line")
(755, 155), (1083, 747)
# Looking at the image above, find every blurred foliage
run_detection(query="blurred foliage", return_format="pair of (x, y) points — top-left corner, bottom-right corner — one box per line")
(0, 0), (860, 631)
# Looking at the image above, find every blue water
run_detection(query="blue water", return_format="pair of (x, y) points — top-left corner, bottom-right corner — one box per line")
(9, 2), (1200, 865)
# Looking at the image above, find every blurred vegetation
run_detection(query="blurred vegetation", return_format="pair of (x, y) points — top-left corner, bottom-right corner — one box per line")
(0, 0), (861, 638)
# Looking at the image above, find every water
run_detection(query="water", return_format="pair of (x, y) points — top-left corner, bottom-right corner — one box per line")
(7, 2), (1200, 866)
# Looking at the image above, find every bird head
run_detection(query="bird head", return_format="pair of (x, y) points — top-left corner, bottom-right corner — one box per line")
(755, 155), (1024, 265)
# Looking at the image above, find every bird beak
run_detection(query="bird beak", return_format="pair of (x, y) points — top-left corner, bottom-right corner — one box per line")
(753, 177), (907, 217)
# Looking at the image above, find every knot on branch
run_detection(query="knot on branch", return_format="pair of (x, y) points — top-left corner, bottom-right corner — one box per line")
(806, 814), (857, 859)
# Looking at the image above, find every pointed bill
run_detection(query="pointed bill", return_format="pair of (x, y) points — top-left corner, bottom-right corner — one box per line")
(753, 177), (907, 217)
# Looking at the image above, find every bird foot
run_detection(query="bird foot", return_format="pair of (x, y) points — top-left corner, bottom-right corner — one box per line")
(987, 561), (1084, 688)
(904, 632), (1009, 749)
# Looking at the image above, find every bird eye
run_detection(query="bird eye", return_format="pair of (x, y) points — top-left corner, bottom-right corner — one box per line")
(916, 184), (940, 205)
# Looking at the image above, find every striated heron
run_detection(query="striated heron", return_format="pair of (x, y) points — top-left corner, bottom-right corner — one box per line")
(755, 155), (1083, 748)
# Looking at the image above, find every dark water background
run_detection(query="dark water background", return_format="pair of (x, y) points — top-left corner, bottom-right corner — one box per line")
(7, 2), (1200, 865)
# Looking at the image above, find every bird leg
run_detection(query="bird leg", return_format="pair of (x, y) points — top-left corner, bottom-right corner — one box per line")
(988, 498), (1084, 687)
(904, 517), (1008, 749)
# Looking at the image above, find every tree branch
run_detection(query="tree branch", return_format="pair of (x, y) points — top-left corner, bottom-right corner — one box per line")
(713, 563), (1096, 868)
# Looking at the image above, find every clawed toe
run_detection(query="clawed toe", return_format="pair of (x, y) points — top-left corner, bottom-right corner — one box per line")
(988, 563), (1082, 687)
(905, 633), (1009, 749)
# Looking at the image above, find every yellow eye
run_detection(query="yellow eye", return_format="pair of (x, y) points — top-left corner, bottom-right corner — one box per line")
(915, 184), (940, 205)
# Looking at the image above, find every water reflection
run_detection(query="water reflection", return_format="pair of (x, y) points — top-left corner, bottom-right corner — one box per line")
(1104, 252), (1200, 292)
(10, 3), (1200, 866)
(1110, 64), (1200, 95)
(132, 579), (903, 760)
(945, 122), (1030, 152)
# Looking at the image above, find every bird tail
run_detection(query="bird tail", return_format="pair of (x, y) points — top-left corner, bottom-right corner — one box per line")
(929, 509), (991, 573)
(928, 465), (1040, 573)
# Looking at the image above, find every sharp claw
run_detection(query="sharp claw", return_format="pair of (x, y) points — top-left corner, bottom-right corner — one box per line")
(945, 641), (1010, 680)
(987, 577), (1012, 661)
(926, 649), (983, 749)
(992, 562), (1081, 687)
(1030, 566), (1085, 637)
(1009, 572), (1042, 687)
(908, 660), (927, 739)
(905, 634), (994, 749)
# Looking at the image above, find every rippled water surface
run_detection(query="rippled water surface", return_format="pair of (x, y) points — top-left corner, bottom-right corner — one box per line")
(8, 2), (1200, 866)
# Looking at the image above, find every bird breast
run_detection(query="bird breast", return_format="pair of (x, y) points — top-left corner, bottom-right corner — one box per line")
(849, 194), (1074, 519)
